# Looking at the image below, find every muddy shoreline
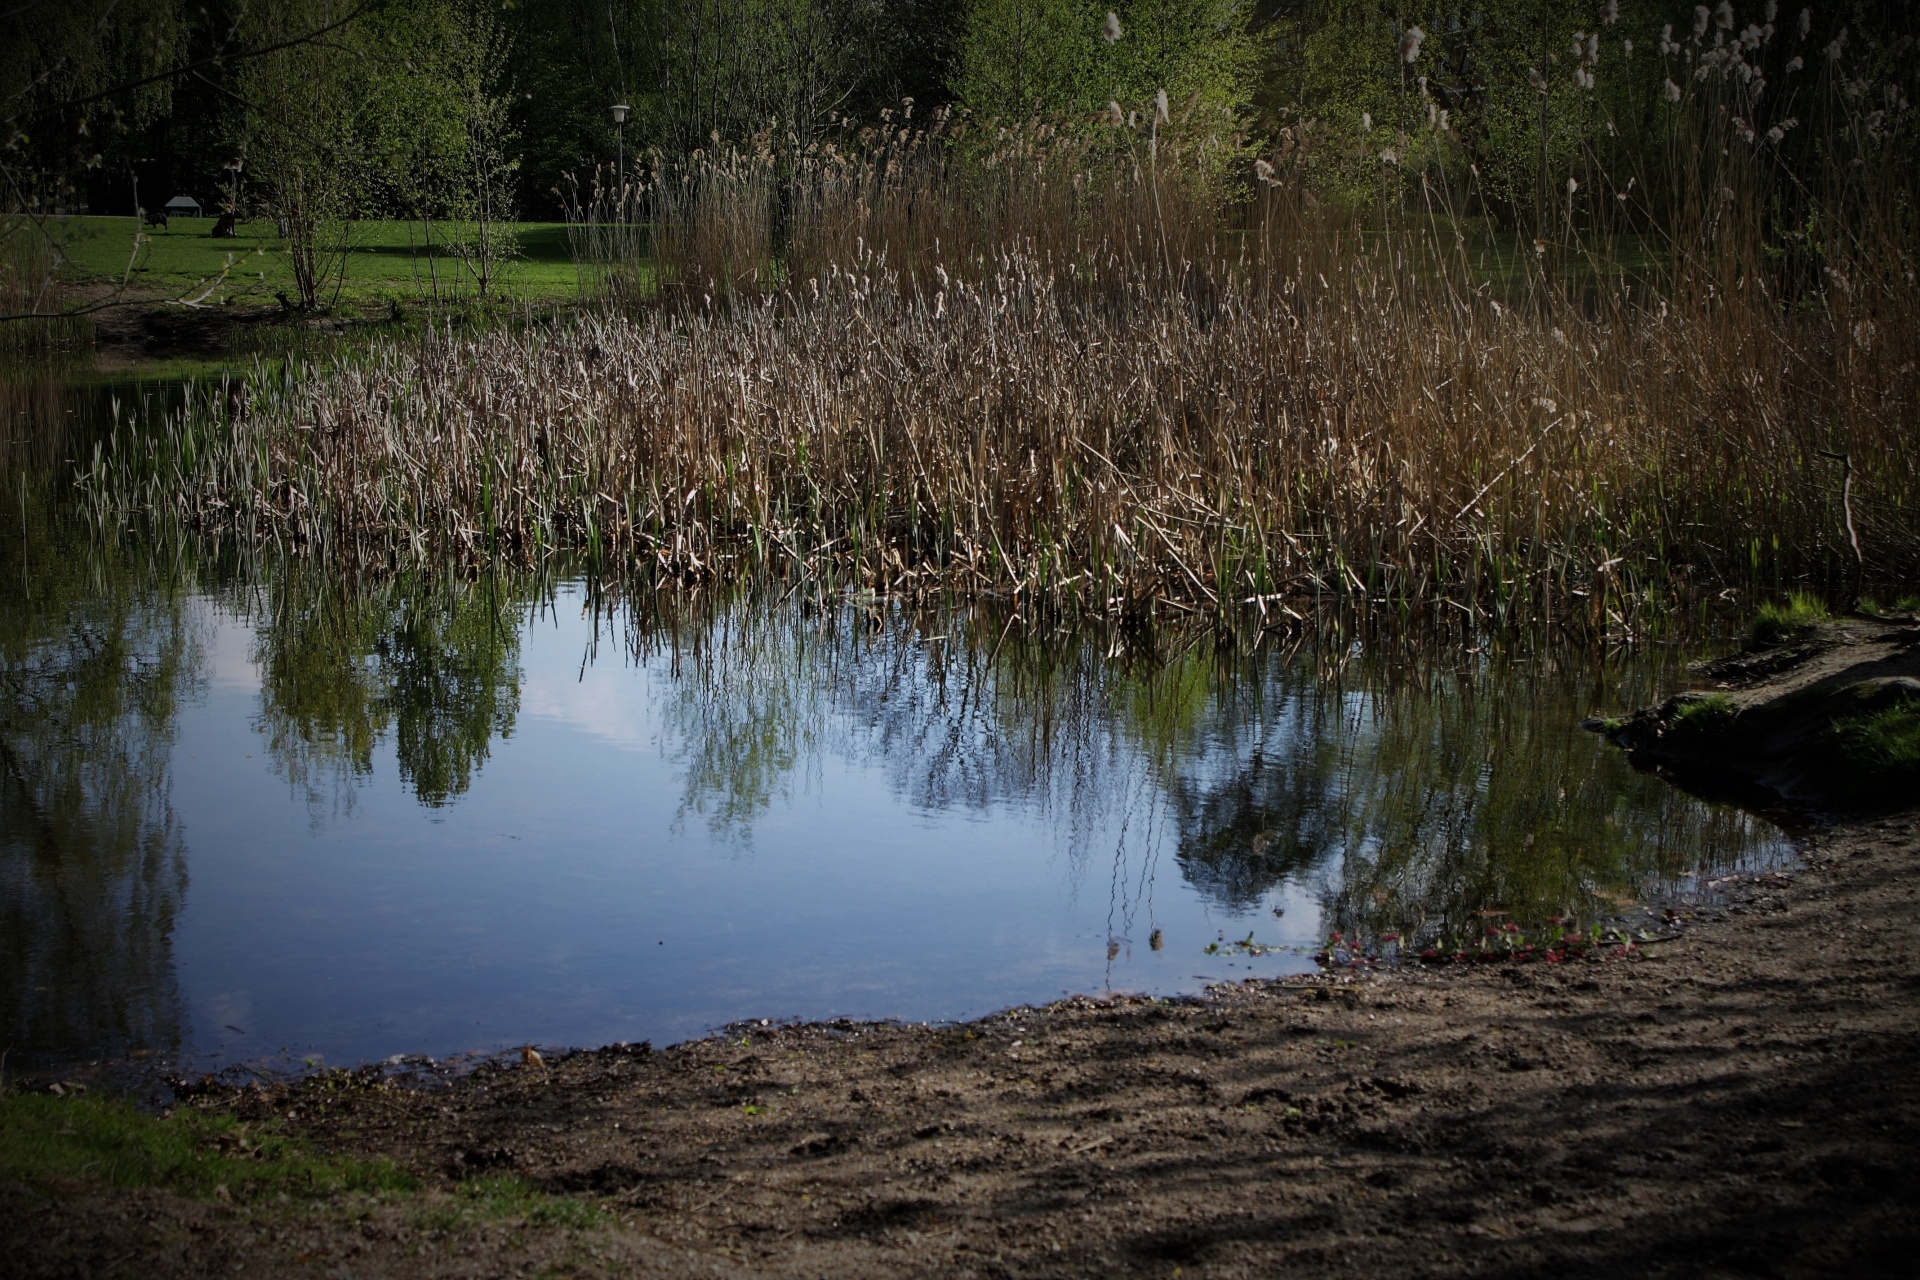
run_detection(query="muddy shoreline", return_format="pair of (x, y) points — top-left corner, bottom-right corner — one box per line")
(6, 629), (1918, 1278)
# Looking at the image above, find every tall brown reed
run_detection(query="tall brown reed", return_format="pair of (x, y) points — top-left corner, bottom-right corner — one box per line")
(86, 63), (1918, 625)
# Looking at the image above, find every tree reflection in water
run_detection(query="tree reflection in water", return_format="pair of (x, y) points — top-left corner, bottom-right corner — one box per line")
(2, 376), (196, 1068)
(246, 566), (524, 813)
(614, 592), (1782, 944)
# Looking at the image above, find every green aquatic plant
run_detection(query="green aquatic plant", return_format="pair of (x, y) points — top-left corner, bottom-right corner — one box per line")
(1747, 593), (1830, 649)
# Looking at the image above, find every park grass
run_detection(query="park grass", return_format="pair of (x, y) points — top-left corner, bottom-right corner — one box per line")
(51, 216), (583, 310)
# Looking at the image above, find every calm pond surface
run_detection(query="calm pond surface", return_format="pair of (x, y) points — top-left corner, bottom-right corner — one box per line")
(3, 373), (1792, 1078)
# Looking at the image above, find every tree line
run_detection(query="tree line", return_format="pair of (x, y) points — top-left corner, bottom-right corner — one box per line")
(3, 1), (1913, 291)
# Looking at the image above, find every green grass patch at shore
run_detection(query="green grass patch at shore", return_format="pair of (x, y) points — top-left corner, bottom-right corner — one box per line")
(0, 1089), (411, 1201)
(1747, 593), (1831, 648)
(1834, 698), (1920, 784)
(1671, 692), (1737, 734)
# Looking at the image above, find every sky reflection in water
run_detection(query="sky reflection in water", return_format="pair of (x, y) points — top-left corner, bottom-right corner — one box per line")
(3, 552), (1791, 1077)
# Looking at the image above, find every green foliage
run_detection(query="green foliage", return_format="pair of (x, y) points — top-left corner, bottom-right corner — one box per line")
(1747, 592), (1830, 648)
(956, 0), (1254, 121)
(0, 1090), (412, 1201)
(955, 0), (1103, 118)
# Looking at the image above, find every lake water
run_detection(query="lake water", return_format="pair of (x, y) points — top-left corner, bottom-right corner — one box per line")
(2, 373), (1792, 1079)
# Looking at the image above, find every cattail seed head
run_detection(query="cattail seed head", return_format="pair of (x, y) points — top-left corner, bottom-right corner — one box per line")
(1154, 88), (1169, 122)
(1714, 2), (1734, 30)
(1400, 25), (1426, 62)
(1694, 6), (1710, 37)
(1664, 77), (1683, 100)
(1102, 11), (1122, 42)
(1602, 0), (1620, 24)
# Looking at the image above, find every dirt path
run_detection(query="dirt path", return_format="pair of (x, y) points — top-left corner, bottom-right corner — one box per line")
(6, 634), (1918, 1279)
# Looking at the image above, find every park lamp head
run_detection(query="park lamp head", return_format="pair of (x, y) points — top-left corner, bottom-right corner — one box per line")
(611, 104), (630, 125)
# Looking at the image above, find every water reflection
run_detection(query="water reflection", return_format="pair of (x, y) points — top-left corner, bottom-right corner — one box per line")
(613, 597), (1775, 945)
(249, 566), (523, 813)
(1, 429), (198, 1065)
(1, 373), (1790, 1074)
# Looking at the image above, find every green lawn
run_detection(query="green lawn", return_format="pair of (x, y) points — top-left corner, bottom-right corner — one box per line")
(53, 216), (585, 308)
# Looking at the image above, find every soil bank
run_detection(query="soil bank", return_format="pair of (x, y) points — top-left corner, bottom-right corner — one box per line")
(5, 629), (1918, 1279)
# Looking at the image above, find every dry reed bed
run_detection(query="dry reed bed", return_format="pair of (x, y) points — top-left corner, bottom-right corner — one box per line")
(81, 235), (1916, 621)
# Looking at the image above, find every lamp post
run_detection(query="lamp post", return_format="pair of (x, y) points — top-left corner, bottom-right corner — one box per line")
(611, 103), (630, 216)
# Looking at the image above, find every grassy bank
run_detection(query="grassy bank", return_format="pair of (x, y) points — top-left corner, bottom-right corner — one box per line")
(50, 216), (582, 310)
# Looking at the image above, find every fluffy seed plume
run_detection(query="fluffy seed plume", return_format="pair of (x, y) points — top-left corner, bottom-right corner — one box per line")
(1714, 1), (1734, 30)
(1694, 6), (1710, 37)
(1400, 25), (1425, 62)
(1102, 11), (1122, 42)
(1154, 87), (1169, 123)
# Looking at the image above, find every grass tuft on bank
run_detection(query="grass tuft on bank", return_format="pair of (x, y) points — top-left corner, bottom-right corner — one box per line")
(416, 1175), (607, 1231)
(1834, 696), (1920, 792)
(1748, 593), (1832, 649)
